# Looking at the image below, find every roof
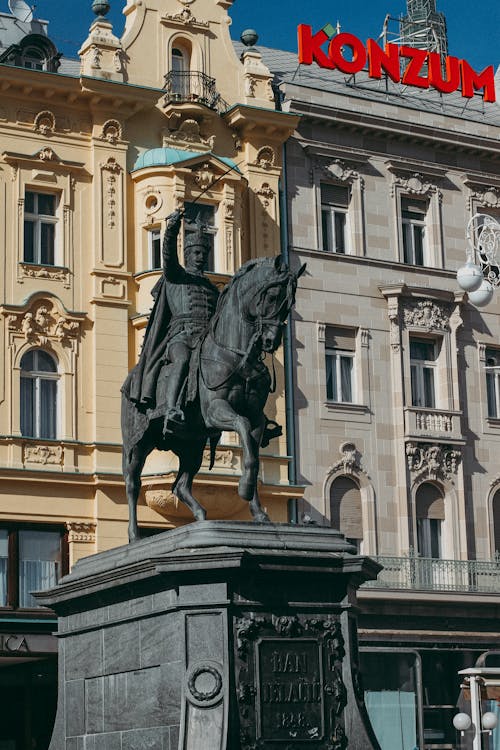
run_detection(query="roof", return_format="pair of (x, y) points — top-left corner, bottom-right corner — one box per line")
(132, 147), (241, 172)
(0, 11), (48, 50)
(233, 41), (500, 128)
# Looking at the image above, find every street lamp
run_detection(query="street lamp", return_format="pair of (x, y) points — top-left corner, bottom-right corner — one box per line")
(456, 214), (500, 307)
(453, 668), (499, 750)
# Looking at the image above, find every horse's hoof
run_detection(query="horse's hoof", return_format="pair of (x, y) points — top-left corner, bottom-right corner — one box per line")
(252, 511), (271, 524)
(193, 509), (207, 522)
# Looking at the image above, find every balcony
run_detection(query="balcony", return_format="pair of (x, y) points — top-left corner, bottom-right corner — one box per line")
(362, 554), (500, 594)
(404, 407), (463, 442)
(163, 71), (229, 115)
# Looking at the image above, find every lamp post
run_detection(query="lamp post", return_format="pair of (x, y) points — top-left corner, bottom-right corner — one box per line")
(456, 214), (500, 307)
(453, 668), (499, 750)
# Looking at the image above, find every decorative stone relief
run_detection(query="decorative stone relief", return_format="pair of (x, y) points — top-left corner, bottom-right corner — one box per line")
(91, 45), (102, 70)
(66, 522), (96, 544)
(100, 158), (122, 231)
(34, 110), (56, 135)
(328, 442), (366, 477)
(37, 147), (56, 162)
(244, 76), (256, 97)
(202, 448), (235, 469)
(310, 155), (365, 190)
(256, 182), (275, 208)
(253, 146), (275, 170)
(403, 299), (451, 331)
(164, 119), (215, 151)
(23, 444), (63, 466)
(6, 297), (83, 348)
(468, 186), (500, 211)
(222, 199), (234, 219)
(164, 6), (209, 27)
(18, 263), (70, 287)
(101, 119), (122, 144)
(406, 442), (461, 482)
(194, 163), (216, 191)
(390, 171), (442, 203)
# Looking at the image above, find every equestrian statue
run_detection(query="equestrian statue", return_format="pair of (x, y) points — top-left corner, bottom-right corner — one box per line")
(121, 208), (305, 542)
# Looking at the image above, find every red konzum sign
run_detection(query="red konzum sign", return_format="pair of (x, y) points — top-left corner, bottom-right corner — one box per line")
(298, 25), (496, 103)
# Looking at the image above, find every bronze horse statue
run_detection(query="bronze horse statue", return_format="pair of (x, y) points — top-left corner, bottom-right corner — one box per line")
(122, 254), (305, 542)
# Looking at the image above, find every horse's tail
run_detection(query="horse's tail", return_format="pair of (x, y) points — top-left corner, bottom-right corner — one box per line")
(209, 434), (221, 470)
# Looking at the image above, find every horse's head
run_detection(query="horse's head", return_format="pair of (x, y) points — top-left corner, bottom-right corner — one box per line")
(247, 255), (307, 353)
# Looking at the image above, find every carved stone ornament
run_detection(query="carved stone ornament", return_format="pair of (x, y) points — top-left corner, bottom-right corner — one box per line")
(202, 448), (235, 469)
(164, 119), (214, 152)
(23, 443), (63, 466)
(403, 299), (451, 332)
(66, 522), (96, 544)
(253, 146), (275, 170)
(470, 186), (500, 210)
(256, 182), (275, 207)
(310, 155), (364, 189)
(5, 297), (83, 348)
(194, 163), (216, 191)
(101, 119), (122, 144)
(329, 442), (364, 477)
(235, 614), (347, 750)
(37, 147), (56, 162)
(34, 110), (56, 135)
(406, 442), (461, 482)
(390, 171), (440, 200)
(18, 263), (70, 287)
(164, 6), (209, 27)
(186, 662), (223, 707)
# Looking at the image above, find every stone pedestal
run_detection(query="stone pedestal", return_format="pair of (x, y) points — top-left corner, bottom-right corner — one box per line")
(37, 522), (382, 750)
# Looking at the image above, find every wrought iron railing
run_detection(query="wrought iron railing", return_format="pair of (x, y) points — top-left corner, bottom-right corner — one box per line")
(362, 553), (500, 593)
(163, 71), (229, 115)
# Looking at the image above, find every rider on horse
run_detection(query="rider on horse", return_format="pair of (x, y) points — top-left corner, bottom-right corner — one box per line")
(122, 209), (219, 434)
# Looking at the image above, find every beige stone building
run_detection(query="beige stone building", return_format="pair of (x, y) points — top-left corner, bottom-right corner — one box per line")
(0, 2), (299, 743)
(258, 21), (500, 750)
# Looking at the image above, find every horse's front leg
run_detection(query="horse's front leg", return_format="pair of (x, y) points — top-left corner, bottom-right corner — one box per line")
(173, 439), (207, 522)
(123, 444), (149, 543)
(248, 417), (271, 523)
(205, 398), (263, 508)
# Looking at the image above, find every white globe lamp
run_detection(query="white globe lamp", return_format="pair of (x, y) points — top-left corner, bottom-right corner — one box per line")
(453, 713), (472, 732)
(482, 712), (498, 731)
(457, 260), (484, 293)
(468, 279), (494, 308)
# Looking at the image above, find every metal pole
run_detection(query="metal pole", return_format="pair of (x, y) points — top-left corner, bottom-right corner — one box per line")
(470, 674), (482, 750)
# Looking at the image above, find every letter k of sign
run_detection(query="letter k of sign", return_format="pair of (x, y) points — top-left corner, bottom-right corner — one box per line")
(298, 24), (334, 69)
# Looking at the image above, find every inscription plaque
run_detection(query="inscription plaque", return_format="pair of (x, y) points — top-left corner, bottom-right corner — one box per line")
(258, 639), (323, 741)
(235, 614), (348, 749)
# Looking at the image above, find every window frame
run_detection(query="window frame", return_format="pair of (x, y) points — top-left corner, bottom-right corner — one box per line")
(325, 348), (355, 404)
(401, 197), (428, 266)
(24, 190), (59, 266)
(20, 349), (59, 440)
(320, 183), (350, 254)
(485, 348), (500, 419)
(148, 226), (162, 270)
(410, 338), (437, 409)
(0, 524), (68, 612)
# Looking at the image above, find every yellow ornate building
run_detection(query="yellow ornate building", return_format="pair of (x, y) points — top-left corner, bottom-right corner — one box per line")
(0, 1), (298, 741)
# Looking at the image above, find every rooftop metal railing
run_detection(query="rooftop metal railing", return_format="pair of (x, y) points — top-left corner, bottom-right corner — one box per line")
(362, 553), (500, 594)
(163, 71), (229, 115)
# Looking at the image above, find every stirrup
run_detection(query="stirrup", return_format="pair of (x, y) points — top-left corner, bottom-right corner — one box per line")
(261, 419), (282, 448)
(163, 407), (185, 435)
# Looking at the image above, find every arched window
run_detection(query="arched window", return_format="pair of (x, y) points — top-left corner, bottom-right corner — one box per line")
(330, 476), (363, 551)
(22, 46), (45, 70)
(171, 46), (189, 97)
(415, 483), (444, 558)
(492, 490), (500, 556)
(20, 350), (59, 439)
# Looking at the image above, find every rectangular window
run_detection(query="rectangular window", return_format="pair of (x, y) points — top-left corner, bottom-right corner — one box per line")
(24, 191), (58, 265)
(402, 197), (427, 266)
(410, 338), (437, 408)
(148, 227), (161, 269)
(0, 526), (67, 610)
(184, 202), (216, 272)
(325, 326), (356, 403)
(485, 348), (500, 418)
(320, 183), (349, 254)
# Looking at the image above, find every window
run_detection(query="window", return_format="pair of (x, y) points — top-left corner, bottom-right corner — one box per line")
(0, 526), (67, 609)
(485, 348), (500, 418)
(492, 490), (500, 556)
(184, 201), (217, 272)
(20, 350), (59, 440)
(24, 191), (58, 265)
(416, 482), (444, 559)
(325, 326), (356, 403)
(402, 197), (427, 266)
(330, 476), (362, 551)
(321, 183), (349, 253)
(410, 338), (437, 408)
(23, 47), (45, 70)
(148, 227), (161, 269)
(171, 46), (189, 97)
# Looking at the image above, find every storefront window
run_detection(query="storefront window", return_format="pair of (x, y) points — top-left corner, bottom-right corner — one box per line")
(361, 649), (420, 750)
(18, 530), (61, 608)
(0, 530), (7, 607)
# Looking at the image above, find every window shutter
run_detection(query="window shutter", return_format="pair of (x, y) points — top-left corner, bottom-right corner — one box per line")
(321, 183), (350, 208)
(416, 483), (444, 521)
(325, 325), (356, 351)
(330, 476), (362, 540)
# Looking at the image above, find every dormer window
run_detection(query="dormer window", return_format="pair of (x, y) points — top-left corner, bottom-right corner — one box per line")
(22, 46), (45, 70)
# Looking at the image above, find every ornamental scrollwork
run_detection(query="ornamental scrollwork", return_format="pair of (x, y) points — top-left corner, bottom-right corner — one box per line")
(406, 442), (461, 482)
(101, 119), (122, 144)
(34, 110), (56, 135)
(403, 299), (451, 332)
(23, 444), (63, 466)
(66, 522), (96, 544)
(390, 171), (440, 200)
(328, 442), (366, 478)
(5, 297), (83, 348)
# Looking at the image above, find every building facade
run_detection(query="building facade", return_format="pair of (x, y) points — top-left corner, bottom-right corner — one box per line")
(263, 16), (500, 750)
(0, 2), (299, 745)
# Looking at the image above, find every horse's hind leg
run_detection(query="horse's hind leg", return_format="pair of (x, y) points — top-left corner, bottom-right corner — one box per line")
(123, 444), (149, 543)
(173, 439), (207, 522)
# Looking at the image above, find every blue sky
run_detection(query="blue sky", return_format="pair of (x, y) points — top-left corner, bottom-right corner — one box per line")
(17, 0), (499, 71)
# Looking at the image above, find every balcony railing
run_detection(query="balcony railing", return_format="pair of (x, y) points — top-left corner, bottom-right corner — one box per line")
(404, 407), (462, 441)
(362, 554), (500, 594)
(163, 71), (229, 115)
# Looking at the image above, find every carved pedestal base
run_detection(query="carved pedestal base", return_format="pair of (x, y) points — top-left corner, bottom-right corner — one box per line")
(37, 521), (381, 750)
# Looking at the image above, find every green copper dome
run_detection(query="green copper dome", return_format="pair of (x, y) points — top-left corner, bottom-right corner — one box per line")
(132, 148), (240, 173)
